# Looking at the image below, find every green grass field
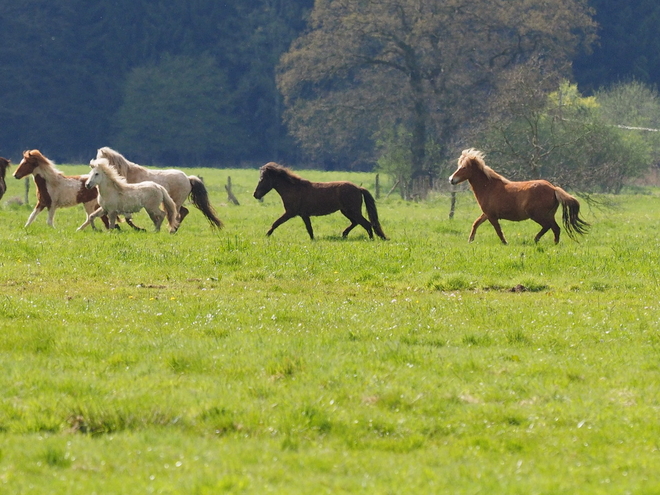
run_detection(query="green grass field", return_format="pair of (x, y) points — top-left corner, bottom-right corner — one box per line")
(1, 165), (659, 493)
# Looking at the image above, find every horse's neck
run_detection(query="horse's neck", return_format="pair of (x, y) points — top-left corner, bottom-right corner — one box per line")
(469, 170), (501, 196)
(125, 162), (149, 180)
(274, 177), (307, 197)
(34, 162), (61, 182)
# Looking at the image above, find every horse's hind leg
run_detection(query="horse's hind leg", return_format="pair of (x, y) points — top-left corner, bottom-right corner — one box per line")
(342, 221), (357, 237)
(147, 209), (165, 232)
(178, 205), (189, 224)
(341, 210), (373, 239)
(125, 217), (146, 231)
(533, 218), (560, 243)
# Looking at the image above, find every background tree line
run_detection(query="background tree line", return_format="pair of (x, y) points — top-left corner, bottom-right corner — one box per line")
(0, 0), (659, 192)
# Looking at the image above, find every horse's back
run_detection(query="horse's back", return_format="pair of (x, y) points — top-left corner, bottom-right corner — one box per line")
(302, 181), (362, 216)
(138, 169), (190, 205)
(489, 180), (558, 221)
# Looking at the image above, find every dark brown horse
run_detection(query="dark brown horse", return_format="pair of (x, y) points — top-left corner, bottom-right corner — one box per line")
(0, 157), (10, 200)
(449, 149), (589, 244)
(253, 162), (387, 240)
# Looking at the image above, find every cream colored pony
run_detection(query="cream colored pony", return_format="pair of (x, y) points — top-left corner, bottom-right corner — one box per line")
(78, 158), (179, 233)
(95, 147), (223, 228)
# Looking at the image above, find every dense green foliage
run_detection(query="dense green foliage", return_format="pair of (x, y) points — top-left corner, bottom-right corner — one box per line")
(1, 166), (660, 492)
(0, 0), (657, 169)
(575, 0), (660, 92)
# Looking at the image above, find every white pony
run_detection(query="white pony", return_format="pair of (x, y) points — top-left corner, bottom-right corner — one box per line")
(95, 147), (223, 229)
(78, 158), (179, 233)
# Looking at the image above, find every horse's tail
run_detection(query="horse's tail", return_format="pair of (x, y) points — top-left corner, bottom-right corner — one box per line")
(189, 176), (224, 229)
(555, 187), (589, 241)
(361, 188), (388, 240)
(160, 186), (180, 233)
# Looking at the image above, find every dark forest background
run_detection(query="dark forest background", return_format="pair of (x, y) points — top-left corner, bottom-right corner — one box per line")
(0, 0), (657, 169)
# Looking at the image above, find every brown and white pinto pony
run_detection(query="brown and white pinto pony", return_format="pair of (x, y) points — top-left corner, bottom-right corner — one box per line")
(13, 150), (109, 229)
(96, 147), (223, 229)
(449, 148), (589, 244)
(0, 157), (10, 200)
(253, 162), (387, 240)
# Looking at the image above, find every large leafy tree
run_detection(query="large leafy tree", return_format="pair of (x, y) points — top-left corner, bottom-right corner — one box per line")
(278, 0), (596, 174)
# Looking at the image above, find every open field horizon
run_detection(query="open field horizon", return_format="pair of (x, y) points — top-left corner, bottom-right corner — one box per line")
(1, 165), (659, 493)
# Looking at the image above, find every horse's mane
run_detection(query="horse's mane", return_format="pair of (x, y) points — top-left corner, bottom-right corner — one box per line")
(90, 157), (128, 186)
(460, 148), (510, 184)
(23, 150), (65, 178)
(96, 147), (144, 177)
(261, 162), (308, 184)
(0, 158), (9, 179)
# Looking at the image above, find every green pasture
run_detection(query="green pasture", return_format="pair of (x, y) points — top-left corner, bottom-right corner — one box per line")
(1, 165), (659, 493)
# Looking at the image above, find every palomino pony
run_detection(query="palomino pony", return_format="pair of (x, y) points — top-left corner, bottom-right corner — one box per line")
(96, 147), (223, 229)
(13, 150), (108, 229)
(449, 148), (589, 244)
(78, 158), (179, 233)
(253, 162), (387, 240)
(0, 157), (10, 200)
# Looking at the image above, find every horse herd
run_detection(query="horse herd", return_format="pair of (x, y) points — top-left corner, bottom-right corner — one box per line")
(0, 147), (589, 244)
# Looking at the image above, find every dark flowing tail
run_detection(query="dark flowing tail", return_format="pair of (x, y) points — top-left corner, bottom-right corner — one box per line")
(189, 176), (224, 229)
(555, 188), (589, 241)
(361, 188), (388, 240)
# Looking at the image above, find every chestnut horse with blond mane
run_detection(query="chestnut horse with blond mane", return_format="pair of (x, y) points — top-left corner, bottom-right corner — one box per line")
(13, 150), (109, 229)
(449, 149), (589, 244)
(96, 147), (223, 229)
(253, 162), (387, 240)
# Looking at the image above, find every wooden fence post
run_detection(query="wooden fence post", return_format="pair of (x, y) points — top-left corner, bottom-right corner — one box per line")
(449, 191), (456, 219)
(226, 176), (240, 205)
(375, 173), (380, 199)
(24, 178), (29, 205)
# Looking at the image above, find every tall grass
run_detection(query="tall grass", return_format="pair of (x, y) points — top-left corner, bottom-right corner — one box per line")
(1, 165), (659, 493)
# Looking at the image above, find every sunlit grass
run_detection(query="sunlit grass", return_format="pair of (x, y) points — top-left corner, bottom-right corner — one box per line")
(1, 166), (660, 493)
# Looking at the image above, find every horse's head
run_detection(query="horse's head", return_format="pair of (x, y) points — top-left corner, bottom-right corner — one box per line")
(449, 148), (485, 185)
(253, 162), (278, 199)
(0, 157), (10, 177)
(86, 159), (106, 189)
(14, 150), (45, 179)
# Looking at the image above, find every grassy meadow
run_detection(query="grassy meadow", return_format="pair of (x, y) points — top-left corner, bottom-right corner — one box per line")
(1, 164), (660, 494)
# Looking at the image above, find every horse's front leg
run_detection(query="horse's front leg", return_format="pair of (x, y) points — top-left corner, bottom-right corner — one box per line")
(301, 216), (314, 240)
(77, 207), (105, 231)
(107, 212), (119, 230)
(266, 212), (295, 237)
(488, 217), (508, 245)
(46, 207), (57, 228)
(24, 204), (45, 227)
(468, 213), (488, 242)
